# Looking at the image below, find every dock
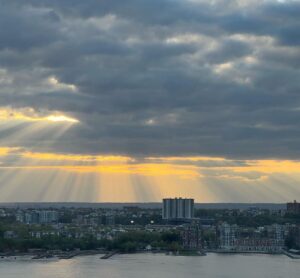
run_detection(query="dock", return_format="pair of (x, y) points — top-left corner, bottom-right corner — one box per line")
(100, 251), (118, 259)
(283, 251), (300, 259)
(59, 251), (81, 259)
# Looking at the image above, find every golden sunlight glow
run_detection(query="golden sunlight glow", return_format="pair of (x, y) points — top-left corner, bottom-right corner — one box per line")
(62, 163), (200, 178)
(1, 147), (300, 202)
(147, 156), (226, 162)
(45, 115), (79, 123)
(23, 152), (133, 163)
(0, 147), (18, 156)
(0, 107), (79, 124)
(228, 159), (300, 174)
(3, 150), (300, 177)
(1, 164), (200, 178)
(0, 147), (21, 156)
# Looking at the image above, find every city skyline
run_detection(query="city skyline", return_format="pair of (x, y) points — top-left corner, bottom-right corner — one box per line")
(0, 0), (300, 202)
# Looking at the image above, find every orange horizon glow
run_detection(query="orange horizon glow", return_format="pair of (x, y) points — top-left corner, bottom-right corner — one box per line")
(1, 149), (300, 177)
(1, 147), (300, 202)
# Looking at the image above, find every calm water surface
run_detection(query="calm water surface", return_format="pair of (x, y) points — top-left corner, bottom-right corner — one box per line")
(0, 253), (300, 278)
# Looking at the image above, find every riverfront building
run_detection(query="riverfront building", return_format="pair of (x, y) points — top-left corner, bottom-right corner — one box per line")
(218, 222), (285, 252)
(219, 223), (238, 250)
(181, 223), (202, 250)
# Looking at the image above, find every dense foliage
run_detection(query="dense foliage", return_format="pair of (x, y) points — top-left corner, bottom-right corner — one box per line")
(0, 224), (181, 253)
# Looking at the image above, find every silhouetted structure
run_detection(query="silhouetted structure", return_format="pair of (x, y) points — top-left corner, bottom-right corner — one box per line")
(287, 200), (300, 214)
(162, 198), (194, 220)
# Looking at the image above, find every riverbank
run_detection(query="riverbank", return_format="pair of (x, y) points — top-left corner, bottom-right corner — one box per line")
(0, 250), (105, 260)
(207, 249), (283, 255)
(1, 248), (299, 261)
(206, 249), (300, 259)
(283, 251), (300, 259)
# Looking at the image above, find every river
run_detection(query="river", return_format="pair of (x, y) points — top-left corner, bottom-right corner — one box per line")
(1, 253), (299, 278)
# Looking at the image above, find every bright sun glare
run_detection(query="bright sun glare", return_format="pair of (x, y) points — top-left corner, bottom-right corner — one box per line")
(45, 115), (79, 123)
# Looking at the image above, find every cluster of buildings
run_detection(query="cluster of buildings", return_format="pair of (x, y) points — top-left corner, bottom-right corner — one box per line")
(163, 198), (300, 252)
(218, 223), (286, 252)
(16, 210), (59, 224)
(0, 198), (299, 253)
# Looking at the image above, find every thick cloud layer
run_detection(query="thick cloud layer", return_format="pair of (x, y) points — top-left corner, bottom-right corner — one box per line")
(0, 0), (300, 159)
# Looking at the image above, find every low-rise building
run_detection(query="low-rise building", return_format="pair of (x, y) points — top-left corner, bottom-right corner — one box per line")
(4, 231), (18, 239)
(235, 238), (283, 252)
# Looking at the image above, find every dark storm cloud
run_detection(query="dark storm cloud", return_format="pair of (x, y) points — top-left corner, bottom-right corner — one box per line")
(0, 4), (61, 51)
(0, 0), (300, 159)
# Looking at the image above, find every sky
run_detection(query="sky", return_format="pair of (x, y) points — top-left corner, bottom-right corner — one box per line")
(0, 0), (300, 203)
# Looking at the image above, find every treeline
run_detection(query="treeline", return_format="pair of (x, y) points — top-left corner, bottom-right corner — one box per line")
(113, 231), (181, 253)
(0, 230), (181, 253)
(0, 236), (110, 252)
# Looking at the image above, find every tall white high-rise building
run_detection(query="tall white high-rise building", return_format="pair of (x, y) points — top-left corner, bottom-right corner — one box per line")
(162, 198), (194, 220)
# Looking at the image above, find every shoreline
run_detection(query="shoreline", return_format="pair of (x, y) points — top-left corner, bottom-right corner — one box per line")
(1, 249), (299, 260)
(0, 250), (106, 260)
(207, 249), (300, 259)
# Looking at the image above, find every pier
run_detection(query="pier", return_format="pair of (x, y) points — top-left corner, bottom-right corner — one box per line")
(100, 251), (118, 259)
